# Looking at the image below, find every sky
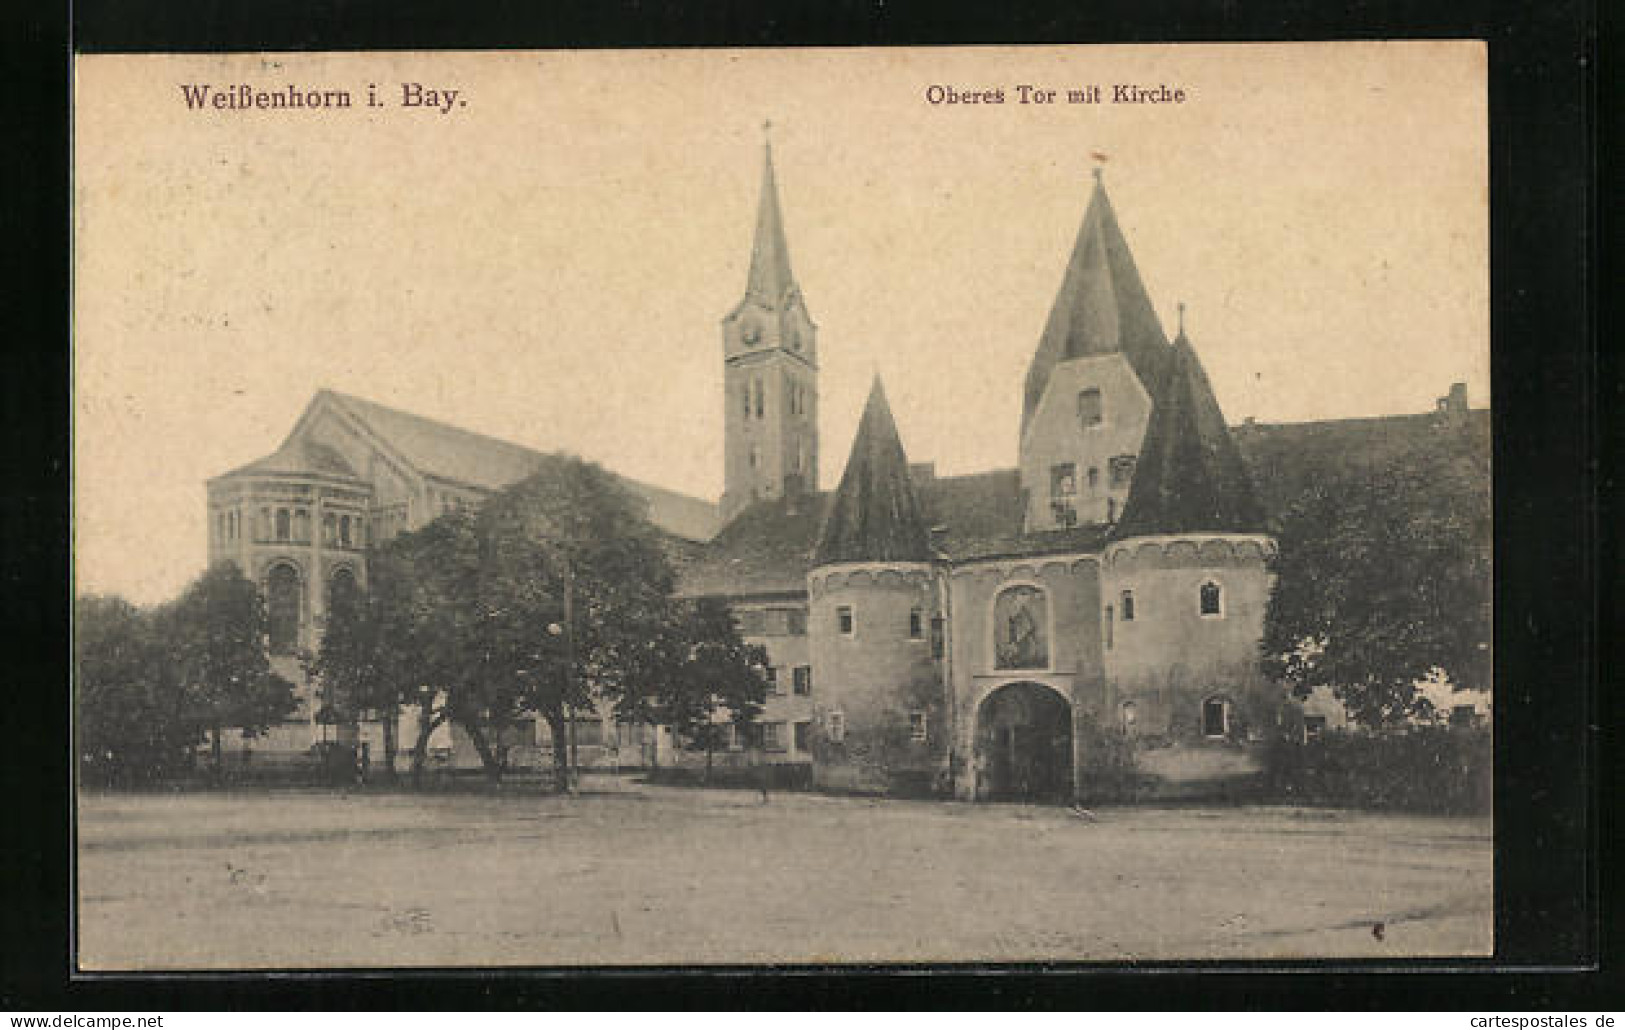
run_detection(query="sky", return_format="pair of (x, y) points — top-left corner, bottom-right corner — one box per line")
(74, 44), (1488, 605)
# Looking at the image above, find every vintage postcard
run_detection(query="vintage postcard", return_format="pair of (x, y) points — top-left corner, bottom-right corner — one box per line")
(73, 44), (1491, 969)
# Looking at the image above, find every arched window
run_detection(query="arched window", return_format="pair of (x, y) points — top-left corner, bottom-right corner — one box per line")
(1199, 581), (1223, 617)
(753, 377), (764, 419)
(266, 564), (302, 655)
(328, 566), (358, 612)
(1103, 604), (1114, 650)
(1201, 696), (1230, 738)
(993, 585), (1048, 670)
(275, 508), (291, 542)
(339, 514), (352, 548)
(323, 512), (337, 546)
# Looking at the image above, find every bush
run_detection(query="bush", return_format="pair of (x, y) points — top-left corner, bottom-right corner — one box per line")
(1264, 724), (1490, 814)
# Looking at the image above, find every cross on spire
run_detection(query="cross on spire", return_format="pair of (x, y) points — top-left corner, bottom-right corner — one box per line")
(1178, 302), (1186, 336)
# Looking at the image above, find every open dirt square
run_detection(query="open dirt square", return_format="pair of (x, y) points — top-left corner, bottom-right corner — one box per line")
(77, 779), (1492, 968)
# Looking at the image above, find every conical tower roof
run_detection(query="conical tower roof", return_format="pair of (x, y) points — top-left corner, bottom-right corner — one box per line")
(1022, 171), (1170, 434)
(815, 377), (933, 565)
(1115, 326), (1266, 538)
(743, 139), (796, 308)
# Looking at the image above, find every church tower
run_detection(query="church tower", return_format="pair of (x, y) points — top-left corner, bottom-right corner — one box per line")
(720, 130), (820, 525)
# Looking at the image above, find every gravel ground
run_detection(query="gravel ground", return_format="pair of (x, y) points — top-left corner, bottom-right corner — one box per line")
(76, 778), (1492, 968)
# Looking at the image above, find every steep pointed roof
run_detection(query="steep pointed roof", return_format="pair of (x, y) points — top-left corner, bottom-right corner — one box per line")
(1022, 172), (1170, 434)
(743, 140), (796, 308)
(1115, 330), (1266, 538)
(814, 377), (934, 565)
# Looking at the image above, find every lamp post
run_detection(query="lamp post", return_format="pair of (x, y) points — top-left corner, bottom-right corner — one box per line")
(546, 556), (580, 794)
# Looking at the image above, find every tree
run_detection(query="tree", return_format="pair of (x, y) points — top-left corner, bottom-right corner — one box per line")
(642, 598), (768, 783)
(164, 562), (298, 775)
(1262, 461), (1491, 729)
(365, 509), (484, 787)
(475, 455), (690, 789)
(75, 594), (194, 783)
(309, 572), (402, 780)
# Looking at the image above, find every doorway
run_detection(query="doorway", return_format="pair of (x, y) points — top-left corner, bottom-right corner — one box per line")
(976, 681), (1073, 802)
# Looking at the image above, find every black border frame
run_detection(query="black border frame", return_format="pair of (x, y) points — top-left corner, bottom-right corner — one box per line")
(3, 0), (1609, 1010)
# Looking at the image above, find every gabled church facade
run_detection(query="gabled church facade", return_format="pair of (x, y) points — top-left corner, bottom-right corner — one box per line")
(208, 140), (1485, 799)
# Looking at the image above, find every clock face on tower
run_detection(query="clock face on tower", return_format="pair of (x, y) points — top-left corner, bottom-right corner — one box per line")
(741, 319), (762, 346)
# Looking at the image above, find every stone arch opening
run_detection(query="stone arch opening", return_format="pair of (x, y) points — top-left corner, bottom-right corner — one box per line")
(976, 681), (1073, 803)
(266, 562), (302, 655)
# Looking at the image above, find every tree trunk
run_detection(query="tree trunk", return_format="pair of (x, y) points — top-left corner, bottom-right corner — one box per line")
(545, 709), (570, 793)
(211, 721), (224, 783)
(462, 719), (504, 785)
(380, 703), (399, 783)
(409, 707), (447, 790)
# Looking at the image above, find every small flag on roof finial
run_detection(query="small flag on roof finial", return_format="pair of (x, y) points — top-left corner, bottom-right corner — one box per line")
(1178, 302), (1187, 336)
(1090, 151), (1109, 181)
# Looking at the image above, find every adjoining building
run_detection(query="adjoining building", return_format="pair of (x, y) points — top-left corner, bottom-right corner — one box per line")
(206, 140), (1488, 799)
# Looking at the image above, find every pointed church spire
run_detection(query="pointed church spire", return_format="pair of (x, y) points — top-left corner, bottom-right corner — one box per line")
(743, 126), (796, 308)
(1022, 172), (1170, 434)
(815, 376), (933, 565)
(1115, 328), (1266, 538)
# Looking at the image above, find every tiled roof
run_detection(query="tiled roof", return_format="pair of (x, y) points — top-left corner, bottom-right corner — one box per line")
(814, 378), (934, 565)
(1114, 333), (1266, 538)
(1022, 174), (1171, 435)
(219, 439), (362, 481)
(679, 403), (1490, 599)
(218, 391), (721, 542)
(1230, 407), (1491, 534)
(324, 391), (721, 540)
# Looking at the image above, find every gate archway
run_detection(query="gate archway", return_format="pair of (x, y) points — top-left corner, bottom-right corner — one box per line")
(976, 681), (1073, 802)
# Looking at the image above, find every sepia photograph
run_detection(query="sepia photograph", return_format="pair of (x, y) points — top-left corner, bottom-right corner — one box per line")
(72, 43), (1492, 969)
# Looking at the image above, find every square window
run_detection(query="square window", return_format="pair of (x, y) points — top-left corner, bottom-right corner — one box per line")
(763, 722), (785, 752)
(1199, 582), (1223, 617)
(1304, 715), (1327, 740)
(1110, 454), (1137, 489)
(787, 608), (808, 636)
(763, 666), (779, 694)
(908, 711), (927, 743)
(793, 666), (812, 696)
(739, 609), (767, 636)
(828, 711), (846, 743)
(1050, 463), (1077, 498)
(1078, 388), (1104, 428)
(837, 606), (854, 635)
(793, 721), (811, 752)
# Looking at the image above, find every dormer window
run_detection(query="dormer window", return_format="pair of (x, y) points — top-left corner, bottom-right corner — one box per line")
(1078, 388), (1104, 429)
